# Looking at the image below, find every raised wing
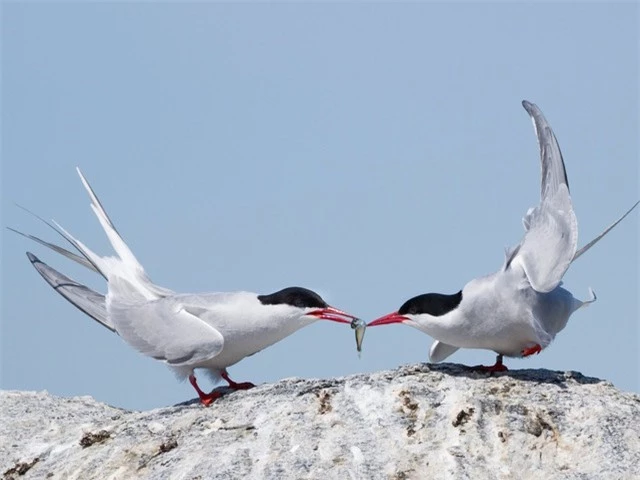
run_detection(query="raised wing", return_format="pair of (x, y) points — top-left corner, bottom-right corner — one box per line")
(109, 298), (224, 366)
(26, 251), (114, 331)
(522, 100), (570, 199)
(512, 101), (578, 293)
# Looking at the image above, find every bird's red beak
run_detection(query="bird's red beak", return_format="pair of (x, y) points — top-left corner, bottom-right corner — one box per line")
(308, 306), (357, 324)
(368, 311), (408, 326)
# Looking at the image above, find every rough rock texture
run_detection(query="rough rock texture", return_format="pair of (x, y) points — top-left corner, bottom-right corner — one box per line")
(2, 364), (639, 480)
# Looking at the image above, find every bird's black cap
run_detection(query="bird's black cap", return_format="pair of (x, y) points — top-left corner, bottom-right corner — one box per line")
(398, 291), (463, 317)
(258, 287), (328, 309)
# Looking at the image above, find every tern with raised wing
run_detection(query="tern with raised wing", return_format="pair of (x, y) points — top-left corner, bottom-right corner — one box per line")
(368, 100), (639, 371)
(12, 169), (359, 405)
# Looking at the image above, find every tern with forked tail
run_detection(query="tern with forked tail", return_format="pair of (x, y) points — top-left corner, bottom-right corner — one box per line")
(11, 169), (359, 405)
(368, 100), (639, 371)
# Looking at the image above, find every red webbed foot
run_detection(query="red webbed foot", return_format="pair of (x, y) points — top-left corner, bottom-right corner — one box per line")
(228, 381), (256, 390)
(199, 391), (223, 407)
(475, 363), (509, 373)
(189, 374), (222, 407)
(522, 344), (542, 357)
(472, 354), (509, 372)
(221, 370), (256, 390)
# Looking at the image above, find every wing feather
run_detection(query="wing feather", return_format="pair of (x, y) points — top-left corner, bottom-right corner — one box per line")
(26, 252), (114, 331)
(109, 299), (224, 366)
(522, 100), (569, 198)
(429, 340), (460, 363)
(512, 101), (578, 293)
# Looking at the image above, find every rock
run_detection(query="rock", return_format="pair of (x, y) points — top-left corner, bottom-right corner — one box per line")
(1, 363), (639, 479)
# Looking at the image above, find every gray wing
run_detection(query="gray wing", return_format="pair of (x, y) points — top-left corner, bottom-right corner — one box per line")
(522, 100), (569, 199)
(429, 340), (459, 363)
(512, 101), (578, 293)
(26, 252), (114, 332)
(109, 298), (224, 366)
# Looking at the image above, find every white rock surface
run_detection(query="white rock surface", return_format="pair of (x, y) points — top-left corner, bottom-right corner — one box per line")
(2, 364), (639, 479)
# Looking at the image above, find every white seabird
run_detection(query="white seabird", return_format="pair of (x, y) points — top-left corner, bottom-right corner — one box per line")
(368, 100), (639, 371)
(11, 169), (358, 404)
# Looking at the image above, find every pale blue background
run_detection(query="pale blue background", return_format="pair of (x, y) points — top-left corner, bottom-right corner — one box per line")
(2, 3), (638, 411)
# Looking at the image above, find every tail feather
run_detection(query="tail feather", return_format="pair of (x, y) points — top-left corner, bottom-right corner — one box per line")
(13, 204), (106, 279)
(74, 168), (175, 298)
(14, 169), (174, 306)
(8, 227), (98, 273)
(76, 168), (144, 274)
(573, 287), (597, 313)
(51, 219), (110, 279)
(26, 251), (115, 332)
(573, 200), (639, 262)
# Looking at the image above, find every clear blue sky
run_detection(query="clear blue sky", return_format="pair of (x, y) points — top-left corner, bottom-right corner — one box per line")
(2, 3), (638, 411)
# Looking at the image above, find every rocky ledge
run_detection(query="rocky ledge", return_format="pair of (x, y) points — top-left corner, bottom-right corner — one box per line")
(1, 364), (639, 479)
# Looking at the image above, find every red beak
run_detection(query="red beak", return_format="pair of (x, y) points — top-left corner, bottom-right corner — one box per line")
(308, 306), (357, 324)
(368, 311), (408, 326)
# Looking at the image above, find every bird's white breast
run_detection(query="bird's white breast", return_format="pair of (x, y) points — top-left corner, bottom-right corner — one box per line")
(176, 292), (316, 369)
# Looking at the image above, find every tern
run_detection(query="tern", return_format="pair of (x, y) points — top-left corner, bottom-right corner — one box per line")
(368, 100), (639, 371)
(11, 169), (358, 405)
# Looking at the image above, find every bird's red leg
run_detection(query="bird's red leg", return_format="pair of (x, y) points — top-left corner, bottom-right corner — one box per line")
(189, 374), (222, 406)
(522, 344), (542, 357)
(473, 354), (509, 372)
(221, 370), (255, 390)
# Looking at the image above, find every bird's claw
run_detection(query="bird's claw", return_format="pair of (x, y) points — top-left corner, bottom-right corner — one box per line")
(472, 354), (508, 373)
(228, 381), (256, 390)
(199, 391), (223, 407)
(190, 373), (224, 406)
(221, 370), (255, 390)
(473, 363), (509, 373)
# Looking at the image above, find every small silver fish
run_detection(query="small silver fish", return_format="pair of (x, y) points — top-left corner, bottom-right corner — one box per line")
(350, 317), (367, 355)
